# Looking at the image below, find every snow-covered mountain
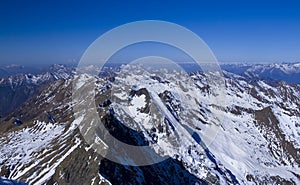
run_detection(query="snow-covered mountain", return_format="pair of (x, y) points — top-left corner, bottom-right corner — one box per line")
(0, 64), (74, 116)
(0, 64), (74, 88)
(221, 62), (300, 84)
(0, 64), (25, 78)
(0, 63), (299, 184)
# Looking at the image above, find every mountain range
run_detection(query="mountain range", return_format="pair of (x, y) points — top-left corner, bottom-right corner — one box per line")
(0, 62), (299, 184)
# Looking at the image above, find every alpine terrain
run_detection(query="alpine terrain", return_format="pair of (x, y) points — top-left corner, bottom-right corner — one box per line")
(0, 62), (299, 184)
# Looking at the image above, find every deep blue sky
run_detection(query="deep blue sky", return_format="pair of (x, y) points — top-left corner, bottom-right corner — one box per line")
(1, 0), (300, 66)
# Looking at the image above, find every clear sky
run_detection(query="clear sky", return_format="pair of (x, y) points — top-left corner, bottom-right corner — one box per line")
(1, 0), (300, 65)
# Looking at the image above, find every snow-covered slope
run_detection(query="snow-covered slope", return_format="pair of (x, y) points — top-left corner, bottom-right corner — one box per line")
(0, 79), (110, 185)
(94, 64), (299, 184)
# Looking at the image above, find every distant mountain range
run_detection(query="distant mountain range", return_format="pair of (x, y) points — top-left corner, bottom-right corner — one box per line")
(221, 62), (300, 84)
(1, 62), (299, 118)
(0, 64), (74, 116)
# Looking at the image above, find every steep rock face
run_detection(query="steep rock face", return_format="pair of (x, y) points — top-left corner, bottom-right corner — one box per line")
(49, 140), (104, 185)
(254, 107), (299, 166)
(0, 64), (299, 184)
(99, 158), (202, 185)
(96, 113), (214, 185)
